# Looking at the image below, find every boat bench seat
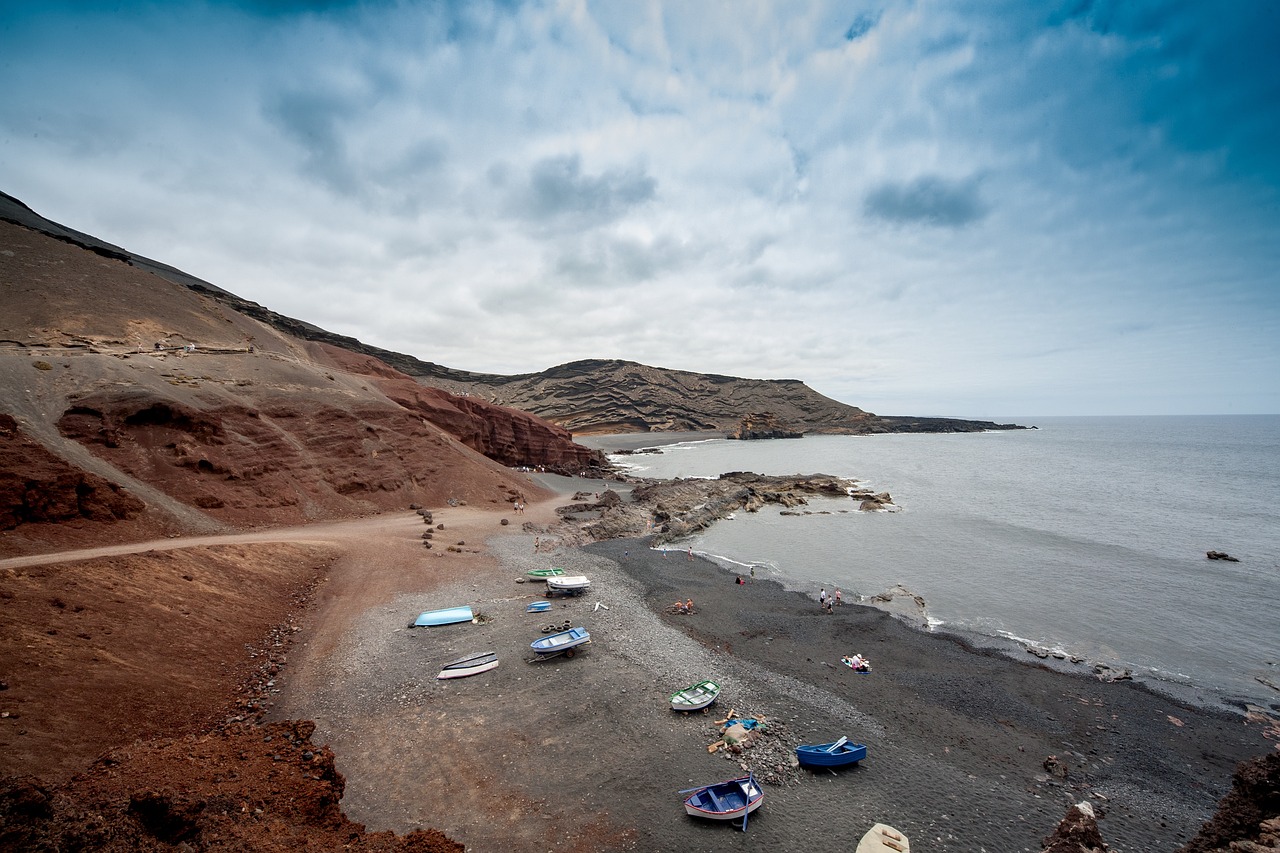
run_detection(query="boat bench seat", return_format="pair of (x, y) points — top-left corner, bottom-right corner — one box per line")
(704, 789), (726, 812)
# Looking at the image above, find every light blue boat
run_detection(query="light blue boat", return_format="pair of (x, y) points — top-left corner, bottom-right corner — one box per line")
(529, 626), (590, 657)
(526, 601), (553, 613)
(412, 605), (474, 627)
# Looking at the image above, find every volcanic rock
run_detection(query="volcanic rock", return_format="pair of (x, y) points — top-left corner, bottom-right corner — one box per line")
(727, 412), (804, 440)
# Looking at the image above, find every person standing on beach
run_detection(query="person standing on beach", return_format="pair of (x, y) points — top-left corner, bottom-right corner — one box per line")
(819, 588), (828, 608)
(750, 565), (756, 582)
(687, 546), (693, 561)
(834, 588), (842, 606)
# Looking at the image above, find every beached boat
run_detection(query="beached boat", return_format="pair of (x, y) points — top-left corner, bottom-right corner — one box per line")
(670, 679), (720, 711)
(856, 823), (909, 852)
(545, 575), (591, 594)
(530, 626), (590, 656)
(436, 651), (498, 680)
(681, 773), (762, 829)
(526, 567), (567, 580)
(795, 735), (867, 768)
(525, 600), (553, 613)
(412, 605), (474, 627)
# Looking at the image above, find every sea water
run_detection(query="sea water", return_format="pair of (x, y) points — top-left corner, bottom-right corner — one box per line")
(604, 416), (1280, 711)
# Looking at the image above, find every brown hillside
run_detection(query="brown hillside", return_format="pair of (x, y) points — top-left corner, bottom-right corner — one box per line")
(0, 217), (604, 552)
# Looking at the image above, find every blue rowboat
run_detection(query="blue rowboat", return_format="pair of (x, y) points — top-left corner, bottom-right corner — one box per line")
(795, 736), (867, 768)
(530, 626), (590, 656)
(681, 773), (762, 830)
(526, 600), (553, 613)
(412, 605), (474, 627)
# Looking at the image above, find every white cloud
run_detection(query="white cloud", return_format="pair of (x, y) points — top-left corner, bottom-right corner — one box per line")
(1, 0), (1277, 416)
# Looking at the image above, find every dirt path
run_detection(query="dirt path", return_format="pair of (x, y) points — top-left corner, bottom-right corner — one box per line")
(0, 514), (428, 570)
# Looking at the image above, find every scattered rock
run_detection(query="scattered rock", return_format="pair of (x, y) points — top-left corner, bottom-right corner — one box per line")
(1041, 801), (1110, 852)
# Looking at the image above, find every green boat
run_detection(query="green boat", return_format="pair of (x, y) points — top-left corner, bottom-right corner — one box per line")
(526, 567), (568, 579)
(671, 679), (721, 711)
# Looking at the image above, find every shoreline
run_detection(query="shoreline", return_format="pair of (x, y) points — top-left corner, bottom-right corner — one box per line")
(577, 534), (1274, 851)
(691, 540), (1260, 717)
(573, 432), (1280, 715)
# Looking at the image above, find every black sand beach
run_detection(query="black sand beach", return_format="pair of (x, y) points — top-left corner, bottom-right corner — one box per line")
(582, 536), (1273, 852)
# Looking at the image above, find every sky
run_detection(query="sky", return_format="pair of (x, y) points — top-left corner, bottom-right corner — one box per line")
(2, 1), (1278, 418)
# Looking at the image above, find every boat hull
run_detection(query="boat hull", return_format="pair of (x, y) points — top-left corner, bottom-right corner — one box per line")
(437, 654), (499, 679)
(413, 606), (474, 627)
(526, 568), (566, 579)
(530, 626), (590, 654)
(856, 823), (909, 852)
(545, 575), (591, 593)
(683, 775), (763, 821)
(525, 600), (553, 613)
(796, 740), (867, 768)
(671, 680), (721, 711)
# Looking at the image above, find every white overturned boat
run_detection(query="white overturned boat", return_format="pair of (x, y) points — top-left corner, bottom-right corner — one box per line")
(545, 575), (591, 595)
(436, 650), (498, 679)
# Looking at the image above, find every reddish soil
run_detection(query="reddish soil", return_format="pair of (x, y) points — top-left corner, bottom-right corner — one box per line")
(0, 510), (496, 851)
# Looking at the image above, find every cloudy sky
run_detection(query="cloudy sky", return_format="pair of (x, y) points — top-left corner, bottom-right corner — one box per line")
(3, 1), (1278, 417)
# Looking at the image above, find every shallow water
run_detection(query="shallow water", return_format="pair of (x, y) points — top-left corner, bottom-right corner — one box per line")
(604, 416), (1280, 710)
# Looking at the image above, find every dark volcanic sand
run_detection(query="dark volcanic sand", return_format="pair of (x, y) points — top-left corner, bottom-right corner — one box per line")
(582, 537), (1274, 852)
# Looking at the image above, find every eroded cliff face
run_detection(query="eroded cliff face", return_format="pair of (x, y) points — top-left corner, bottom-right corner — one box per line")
(52, 388), (537, 529)
(310, 344), (605, 475)
(0, 414), (145, 530)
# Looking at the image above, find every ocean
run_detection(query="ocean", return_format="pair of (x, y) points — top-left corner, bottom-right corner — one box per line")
(602, 416), (1280, 712)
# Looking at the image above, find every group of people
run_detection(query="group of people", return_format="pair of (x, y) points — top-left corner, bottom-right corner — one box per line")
(671, 598), (695, 614)
(818, 587), (843, 613)
(841, 653), (871, 672)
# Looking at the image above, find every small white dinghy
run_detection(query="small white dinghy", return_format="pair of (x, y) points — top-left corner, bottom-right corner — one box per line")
(546, 575), (591, 595)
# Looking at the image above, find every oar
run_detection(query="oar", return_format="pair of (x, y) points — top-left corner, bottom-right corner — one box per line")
(825, 735), (849, 753)
(740, 773), (755, 832)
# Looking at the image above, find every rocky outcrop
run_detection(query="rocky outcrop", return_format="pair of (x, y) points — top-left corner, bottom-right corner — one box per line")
(727, 412), (804, 440)
(1179, 752), (1280, 853)
(0, 414), (144, 530)
(1041, 801), (1110, 853)
(525, 471), (879, 549)
(1206, 551), (1240, 562)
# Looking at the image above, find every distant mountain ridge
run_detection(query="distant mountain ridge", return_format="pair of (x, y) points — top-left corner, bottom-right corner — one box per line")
(0, 190), (1022, 436)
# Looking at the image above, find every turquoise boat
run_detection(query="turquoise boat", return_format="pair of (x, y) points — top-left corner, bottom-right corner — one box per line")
(412, 605), (474, 627)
